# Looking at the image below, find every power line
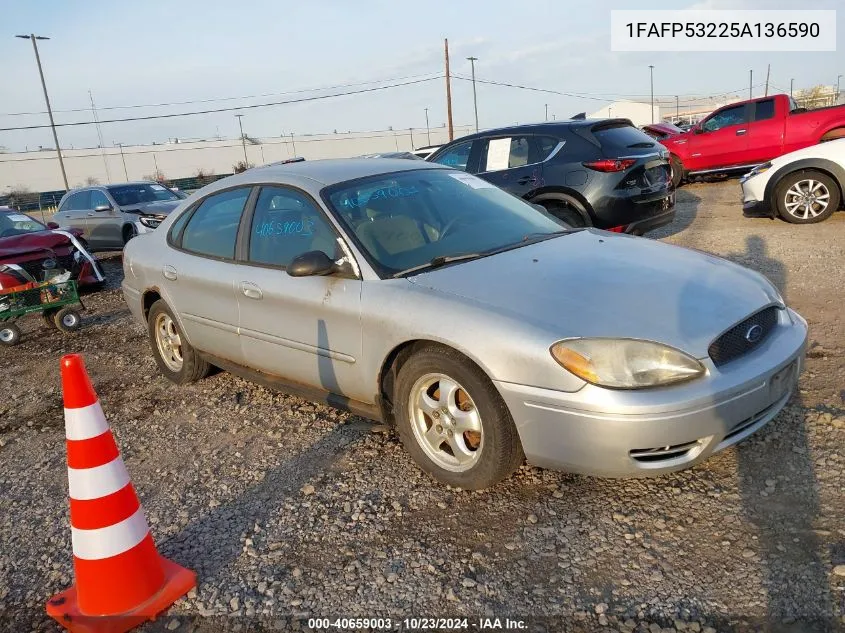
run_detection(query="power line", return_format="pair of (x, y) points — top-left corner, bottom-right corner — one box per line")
(0, 72), (444, 118)
(0, 76), (443, 132)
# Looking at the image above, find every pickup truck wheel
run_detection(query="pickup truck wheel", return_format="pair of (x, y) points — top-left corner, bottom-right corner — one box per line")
(670, 155), (685, 189)
(774, 170), (840, 224)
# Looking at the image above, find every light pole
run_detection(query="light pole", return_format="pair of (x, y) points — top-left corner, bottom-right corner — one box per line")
(235, 114), (248, 165)
(16, 34), (68, 190)
(467, 56), (479, 132)
(837, 75), (842, 98)
(790, 78), (794, 98)
(648, 65), (655, 124)
(675, 95), (679, 121)
(114, 142), (128, 180)
(545, 104), (548, 121)
(424, 107), (431, 145)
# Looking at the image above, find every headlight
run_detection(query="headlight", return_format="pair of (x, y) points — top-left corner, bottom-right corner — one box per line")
(550, 338), (705, 389)
(139, 216), (162, 229)
(747, 162), (772, 178)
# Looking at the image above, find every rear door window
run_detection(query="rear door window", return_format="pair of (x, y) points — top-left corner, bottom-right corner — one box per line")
(180, 188), (251, 259)
(754, 99), (776, 121)
(481, 136), (533, 171)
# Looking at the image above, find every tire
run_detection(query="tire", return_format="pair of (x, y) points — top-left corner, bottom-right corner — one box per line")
(122, 224), (137, 245)
(42, 308), (59, 329)
(147, 299), (210, 384)
(774, 170), (840, 224)
(670, 155), (684, 189)
(393, 345), (524, 490)
(0, 323), (22, 346)
(539, 199), (588, 228)
(53, 307), (82, 333)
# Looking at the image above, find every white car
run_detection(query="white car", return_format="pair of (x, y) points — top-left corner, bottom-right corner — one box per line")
(412, 145), (441, 160)
(740, 138), (845, 224)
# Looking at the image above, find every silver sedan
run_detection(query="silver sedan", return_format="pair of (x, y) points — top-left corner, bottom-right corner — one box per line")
(121, 159), (807, 489)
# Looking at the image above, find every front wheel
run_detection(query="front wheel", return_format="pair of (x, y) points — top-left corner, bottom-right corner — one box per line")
(774, 170), (840, 224)
(670, 155), (684, 189)
(54, 307), (82, 333)
(147, 300), (210, 384)
(393, 346), (524, 489)
(122, 223), (137, 245)
(0, 323), (21, 346)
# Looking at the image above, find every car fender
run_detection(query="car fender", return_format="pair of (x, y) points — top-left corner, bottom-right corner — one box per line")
(763, 157), (845, 203)
(529, 189), (594, 225)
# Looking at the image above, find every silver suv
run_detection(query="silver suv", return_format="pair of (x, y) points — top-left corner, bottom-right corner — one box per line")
(55, 181), (184, 250)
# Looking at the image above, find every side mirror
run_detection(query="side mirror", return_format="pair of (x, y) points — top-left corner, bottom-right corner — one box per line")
(693, 126), (705, 135)
(287, 250), (336, 277)
(93, 204), (112, 212)
(47, 221), (60, 229)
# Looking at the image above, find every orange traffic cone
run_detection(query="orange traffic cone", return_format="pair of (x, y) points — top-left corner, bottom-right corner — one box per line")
(46, 354), (196, 633)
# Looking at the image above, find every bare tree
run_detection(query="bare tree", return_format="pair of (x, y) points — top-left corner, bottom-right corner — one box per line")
(142, 168), (168, 183)
(232, 160), (253, 174)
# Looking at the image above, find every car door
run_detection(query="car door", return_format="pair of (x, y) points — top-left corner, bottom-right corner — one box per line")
(54, 191), (90, 233)
(162, 186), (252, 364)
(232, 185), (366, 401)
(685, 103), (752, 171)
(85, 189), (123, 248)
(743, 98), (783, 164)
(474, 135), (545, 198)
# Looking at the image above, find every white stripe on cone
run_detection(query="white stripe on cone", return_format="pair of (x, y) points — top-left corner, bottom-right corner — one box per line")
(71, 506), (150, 560)
(64, 401), (109, 441)
(68, 457), (130, 501)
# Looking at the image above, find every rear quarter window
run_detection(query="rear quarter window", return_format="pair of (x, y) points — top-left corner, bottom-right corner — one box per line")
(593, 124), (657, 154)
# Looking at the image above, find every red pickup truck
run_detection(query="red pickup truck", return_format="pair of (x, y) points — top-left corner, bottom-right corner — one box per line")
(662, 94), (845, 187)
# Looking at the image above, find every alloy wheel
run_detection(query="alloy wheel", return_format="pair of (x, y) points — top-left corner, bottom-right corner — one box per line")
(784, 179), (831, 220)
(154, 312), (183, 372)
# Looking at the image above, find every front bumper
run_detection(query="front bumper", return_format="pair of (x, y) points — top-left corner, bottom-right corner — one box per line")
(740, 173), (774, 217)
(495, 308), (807, 477)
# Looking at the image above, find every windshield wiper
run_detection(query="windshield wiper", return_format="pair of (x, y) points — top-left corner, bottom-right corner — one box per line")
(392, 253), (486, 278)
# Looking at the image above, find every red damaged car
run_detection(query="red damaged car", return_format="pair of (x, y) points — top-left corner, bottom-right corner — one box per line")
(0, 206), (104, 291)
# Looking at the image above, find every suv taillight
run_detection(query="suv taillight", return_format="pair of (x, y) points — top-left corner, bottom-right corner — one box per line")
(582, 158), (636, 172)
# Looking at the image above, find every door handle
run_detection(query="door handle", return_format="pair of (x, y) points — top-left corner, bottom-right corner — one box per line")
(736, 129), (747, 135)
(87, 213), (96, 217)
(162, 265), (177, 281)
(241, 281), (263, 300)
(517, 176), (538, 185)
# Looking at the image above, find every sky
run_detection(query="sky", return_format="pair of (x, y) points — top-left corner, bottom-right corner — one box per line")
(0, 0), (841, 152)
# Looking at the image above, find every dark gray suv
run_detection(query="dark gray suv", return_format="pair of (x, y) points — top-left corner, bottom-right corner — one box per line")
(429, 119), (675, 235)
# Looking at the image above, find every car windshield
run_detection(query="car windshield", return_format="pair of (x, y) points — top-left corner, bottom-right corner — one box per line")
(107, 183), (180, 206)
(323, 169), (568, 276)
(0, 212), (47, 237)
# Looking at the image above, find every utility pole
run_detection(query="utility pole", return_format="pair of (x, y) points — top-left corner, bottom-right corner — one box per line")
(545, 103), (548, 121)
(445, 39), (454, 141)
(89, 90), (111, 183)
(424, 108), (431, 145)
(675, 95), (679, 120)
(115, 142), (128, 180)
(16, 34), (68, 190)
(409, 127), (414, 150)
(790, 78), (794, 98)
(648, 65), (655, 123)
(764, 64), (770, 96)
(152, 153), (160, 179)
(749, 69), (753, 99)
(837, 75), (842, 98)
(290, 132), (297, 156)
(235, 114), (248, 165)
(467, 56), (479, 132)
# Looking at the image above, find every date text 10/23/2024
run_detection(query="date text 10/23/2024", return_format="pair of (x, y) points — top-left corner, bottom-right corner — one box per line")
(306, 617), (527, 630)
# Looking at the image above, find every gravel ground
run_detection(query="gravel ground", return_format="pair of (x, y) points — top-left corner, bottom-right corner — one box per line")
(1, 180), (844, 633)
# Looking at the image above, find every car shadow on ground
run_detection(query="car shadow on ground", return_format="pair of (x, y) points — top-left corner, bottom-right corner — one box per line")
(647, 187), (701, 240)
(683, 234), (839, 631)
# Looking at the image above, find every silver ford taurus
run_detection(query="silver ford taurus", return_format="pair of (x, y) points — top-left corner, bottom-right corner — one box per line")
(121, 159), (807, 489)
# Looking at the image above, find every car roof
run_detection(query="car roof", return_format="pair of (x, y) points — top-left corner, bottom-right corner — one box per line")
(441, 119), (630, 145)
(220, 158), (447, 188)
(64, 181), (161, 194)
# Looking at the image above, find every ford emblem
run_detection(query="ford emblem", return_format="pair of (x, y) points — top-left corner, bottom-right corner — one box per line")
(745, 324), (764, 343)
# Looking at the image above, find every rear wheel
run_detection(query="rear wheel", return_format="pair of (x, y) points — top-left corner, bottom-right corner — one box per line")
(147, 299), (210, 384)
(539, 199), (588, 228)
(774, 170), (840, 224)
(53, 307), (82, 333)
(393, 345), (524, 489)
(0, 323), (21, 346)
(670, 155), (684, 189)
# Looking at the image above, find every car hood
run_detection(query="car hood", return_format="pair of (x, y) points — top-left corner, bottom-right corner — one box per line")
(406, 230), (782, 358)
(121, 200), (181, 216)
(0, 230), (74, 259)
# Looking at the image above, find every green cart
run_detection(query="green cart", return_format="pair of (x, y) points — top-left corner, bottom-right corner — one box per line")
(0, 279), (84, 346)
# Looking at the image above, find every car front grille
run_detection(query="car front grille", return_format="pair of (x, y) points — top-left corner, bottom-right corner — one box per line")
(708, 306), (779, 367)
